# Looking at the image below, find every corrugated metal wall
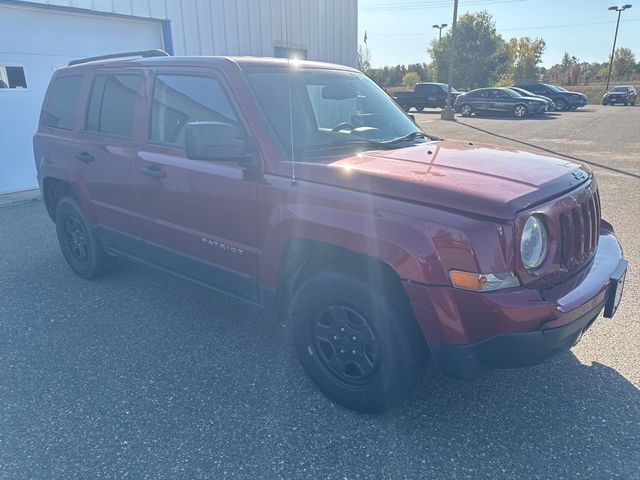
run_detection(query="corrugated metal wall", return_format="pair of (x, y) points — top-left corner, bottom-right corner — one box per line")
(25, 0), (358, 66)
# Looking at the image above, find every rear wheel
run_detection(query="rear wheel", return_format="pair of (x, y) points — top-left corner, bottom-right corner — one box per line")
(513, 104), (528, 118)
(460, 104), (472, 117)
(290, 270), (422, 412)
(55, 196), (114, 279)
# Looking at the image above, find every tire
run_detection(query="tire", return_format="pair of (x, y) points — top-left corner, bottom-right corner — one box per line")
(416, 107), (425, 112)
(623, 101), (629, 106)
(290, 270), (422, 412)
(460, 103), (472, 117)
(602, 101), (608, 106)
(555, 98), (568, 111)
(513, 104), (528, 118)
(55, 196), (114, 279)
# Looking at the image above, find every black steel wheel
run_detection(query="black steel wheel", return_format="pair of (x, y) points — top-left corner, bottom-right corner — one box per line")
(55, 196), (114, 279)
(290, 270), (423, 412)
(309, 304), (383, 387)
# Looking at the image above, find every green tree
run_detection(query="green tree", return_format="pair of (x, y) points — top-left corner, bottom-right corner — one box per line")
(428, 11), (509, 90)
(506, 36), (545, 83)
(407, 62), (430, 81)
(613, 47), (636, 80)
(403, 71), (420, 88)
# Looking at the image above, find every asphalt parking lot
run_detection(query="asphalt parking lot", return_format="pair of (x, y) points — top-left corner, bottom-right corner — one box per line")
(1, 105), (639, 479)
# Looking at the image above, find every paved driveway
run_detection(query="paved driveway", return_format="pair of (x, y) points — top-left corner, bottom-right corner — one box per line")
(1, 105), (639, 479)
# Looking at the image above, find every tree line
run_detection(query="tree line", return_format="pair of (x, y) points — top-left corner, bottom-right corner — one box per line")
(359, 11), (640, 90)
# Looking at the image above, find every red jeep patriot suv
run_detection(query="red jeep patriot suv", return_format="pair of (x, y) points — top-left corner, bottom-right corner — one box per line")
(33, 51), (627, 412)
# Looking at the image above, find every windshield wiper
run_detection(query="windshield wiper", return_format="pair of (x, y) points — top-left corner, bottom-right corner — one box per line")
(381, 131), (429, 146)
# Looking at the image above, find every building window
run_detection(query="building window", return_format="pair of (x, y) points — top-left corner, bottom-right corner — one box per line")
(274, 46), (307, 60)
(0, 66), (27, 89)
(149, 74), (239, 147)
(45, 75), (84, 130)
(85, 74), (142, 138)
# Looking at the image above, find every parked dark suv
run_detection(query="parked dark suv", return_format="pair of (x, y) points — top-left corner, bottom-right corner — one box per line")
(34, 51), (627, 412)
(512, 83), (587, 110)
(602, 85), (637, 106)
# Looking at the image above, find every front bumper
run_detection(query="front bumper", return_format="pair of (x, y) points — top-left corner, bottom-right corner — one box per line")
(404, 230), (626, 378)
(569, 95), (587, 107)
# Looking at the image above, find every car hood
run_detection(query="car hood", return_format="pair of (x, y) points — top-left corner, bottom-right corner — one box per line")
(297, 140), (589, 220)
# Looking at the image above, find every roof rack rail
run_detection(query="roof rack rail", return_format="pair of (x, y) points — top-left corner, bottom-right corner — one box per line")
(68, 49), (170, 67)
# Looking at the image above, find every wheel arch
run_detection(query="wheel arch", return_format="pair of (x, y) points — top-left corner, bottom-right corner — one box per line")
(42, 177), (77, 222)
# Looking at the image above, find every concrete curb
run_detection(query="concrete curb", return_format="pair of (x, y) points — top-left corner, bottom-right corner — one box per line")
(0, 189), (42, 207)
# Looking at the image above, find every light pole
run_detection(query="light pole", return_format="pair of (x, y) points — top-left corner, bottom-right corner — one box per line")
(441, 0), (458, 121)
(605, 4), (632, 92)
(432, 23), (447, 41)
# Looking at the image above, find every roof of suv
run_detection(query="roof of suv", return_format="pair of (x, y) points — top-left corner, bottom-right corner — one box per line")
(63, 55), (358, 73)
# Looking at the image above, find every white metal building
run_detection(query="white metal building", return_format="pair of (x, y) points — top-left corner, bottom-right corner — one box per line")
(0, 0), (358, 193)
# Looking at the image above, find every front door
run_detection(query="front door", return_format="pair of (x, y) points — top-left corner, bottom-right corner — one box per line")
(134, 71), (260, 302)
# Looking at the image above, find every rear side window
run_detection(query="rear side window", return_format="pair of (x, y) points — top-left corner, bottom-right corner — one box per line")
(85, 74), (142, 137)
(45, 75), (84, 130)
(149, 75), (238, 147)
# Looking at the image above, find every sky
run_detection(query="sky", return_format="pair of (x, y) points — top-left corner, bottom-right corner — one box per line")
(358, 0), (640, 68)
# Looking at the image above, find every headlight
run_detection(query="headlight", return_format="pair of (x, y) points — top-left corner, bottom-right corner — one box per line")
(521, 216), (548, 269)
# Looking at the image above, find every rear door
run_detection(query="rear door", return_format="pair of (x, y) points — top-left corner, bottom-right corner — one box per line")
(134, 69), (260, 301)
(76, 70), (146, 245)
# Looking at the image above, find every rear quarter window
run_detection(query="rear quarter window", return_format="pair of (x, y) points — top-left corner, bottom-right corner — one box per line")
(45, 75), (84, 130)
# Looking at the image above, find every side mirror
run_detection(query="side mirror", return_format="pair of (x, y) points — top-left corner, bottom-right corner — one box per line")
(185, 121), (246, 160)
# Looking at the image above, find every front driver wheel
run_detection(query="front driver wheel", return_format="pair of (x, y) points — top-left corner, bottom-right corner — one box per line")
(55, 196), (114, 279)
(555, 98), (568, 111)
(513, 104), (528, 118)
(290, 270), (422, 412)
(460, 104), (472, 117)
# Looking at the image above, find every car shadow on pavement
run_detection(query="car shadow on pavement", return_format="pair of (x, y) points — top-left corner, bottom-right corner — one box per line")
(456, 121), (640, 180)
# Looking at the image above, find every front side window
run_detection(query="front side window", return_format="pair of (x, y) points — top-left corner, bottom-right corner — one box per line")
(149, 74), (238, 147)
(85, 74), (142, 137)
(45, 75), (84, 130)
(246, 68), (422, 158)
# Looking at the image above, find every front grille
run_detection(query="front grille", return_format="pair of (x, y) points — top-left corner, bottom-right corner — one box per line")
(558, 188), (600, 270)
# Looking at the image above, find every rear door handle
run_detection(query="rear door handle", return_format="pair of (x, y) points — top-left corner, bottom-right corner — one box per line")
(139, 165), (166, 178)
(75, 152), (95, 164)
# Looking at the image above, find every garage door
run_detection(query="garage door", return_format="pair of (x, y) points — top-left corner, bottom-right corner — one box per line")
(0, 3), (165, 193)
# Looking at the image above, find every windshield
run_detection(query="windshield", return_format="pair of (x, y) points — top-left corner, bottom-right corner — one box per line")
(612, 87), (628, 92)
(245, 67), (424, 158)
(548, 85), (566, 92)
(510, 87), (533, 97)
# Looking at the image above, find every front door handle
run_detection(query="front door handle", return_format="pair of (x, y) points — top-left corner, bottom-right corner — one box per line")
(75, 152), (95, 164)
(139, 165), (166, 178)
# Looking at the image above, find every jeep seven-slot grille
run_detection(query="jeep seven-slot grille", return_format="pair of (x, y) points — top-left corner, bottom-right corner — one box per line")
(558, 188), (600, 270)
